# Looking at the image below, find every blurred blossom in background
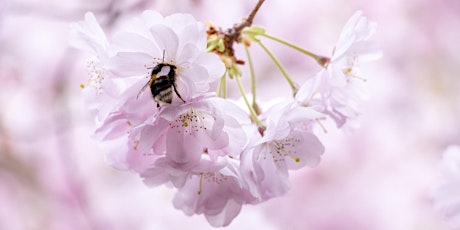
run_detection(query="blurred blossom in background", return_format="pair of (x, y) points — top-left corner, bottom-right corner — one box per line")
(1, 0), (459, 229)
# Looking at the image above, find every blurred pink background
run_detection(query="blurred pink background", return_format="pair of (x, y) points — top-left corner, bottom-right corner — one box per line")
(1, 0), (459, 229)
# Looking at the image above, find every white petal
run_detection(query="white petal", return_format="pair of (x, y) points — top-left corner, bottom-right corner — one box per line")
(195, 52), (226, 82)
(150, 25), (179, 60)
(141, 10), (164, 28)
(108, 52), (152, 77)
(69, 12), (108, 56)
(111, 32), (160, 56)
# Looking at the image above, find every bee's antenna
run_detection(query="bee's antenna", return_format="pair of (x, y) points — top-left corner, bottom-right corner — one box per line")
(162, 49), (166, 62)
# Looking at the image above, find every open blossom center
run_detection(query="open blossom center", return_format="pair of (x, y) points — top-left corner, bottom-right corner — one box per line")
(342, 56), (367, 82)
(264, 137), (301, 163)
(197, 172), (229, 195)
(170, 108), (211, 134)
(81, 60), (105, 92)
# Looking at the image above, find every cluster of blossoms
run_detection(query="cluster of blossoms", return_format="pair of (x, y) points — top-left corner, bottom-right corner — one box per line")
(70, 7), (379, 227)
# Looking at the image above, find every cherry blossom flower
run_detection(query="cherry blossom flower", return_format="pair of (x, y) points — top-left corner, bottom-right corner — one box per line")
(172, 158), (255, 227)
(108, 10), (225, 105)
(135, 96), (253, 227)
(241, 101), (325, 201)
(138, 96), (249, 187)
(296, 11), (381, 128)
(69, 12), (119, 120)
(70, 10), (227, 168)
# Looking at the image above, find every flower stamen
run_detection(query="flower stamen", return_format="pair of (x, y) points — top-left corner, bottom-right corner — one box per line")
(315, 118), (328, 133)
(81, 60), (105, 93)
(170, 108), (210, 135)
(344, 68), (367, 82)
(270, 138), (301, 163)
(197, 173), (204, 195)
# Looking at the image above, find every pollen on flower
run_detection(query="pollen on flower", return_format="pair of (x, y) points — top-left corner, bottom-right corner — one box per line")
(196, 172), (228, 195)
(171, 108), (209, 135)
(182, 121), (188, 127)
(268, 137), (301, 163)
(342, 56), (367, 83)
(204, 172), (228, 184)
(344, 67), (368, 82)
(133, 140), (140, 151)
(83, 60), (105, 93)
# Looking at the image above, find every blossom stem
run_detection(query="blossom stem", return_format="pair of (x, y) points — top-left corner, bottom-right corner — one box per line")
(217, 73), (227, 98)
(234, 74), (263, 127)
(244, 45), (257, 108)
(256, 40), (298, 95)
(259, 33), (329, 66)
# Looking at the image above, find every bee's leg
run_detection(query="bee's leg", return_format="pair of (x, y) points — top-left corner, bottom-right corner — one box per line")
(172, 84), (186, 103)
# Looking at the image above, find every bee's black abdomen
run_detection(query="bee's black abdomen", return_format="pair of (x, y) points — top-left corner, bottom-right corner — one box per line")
(151, 77), (173, 103)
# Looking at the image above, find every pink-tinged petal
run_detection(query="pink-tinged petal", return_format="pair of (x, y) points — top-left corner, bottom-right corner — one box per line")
(150, 25), (179, 60)
(111, 32), (160, 56)
(209, 97), (250, 124)
(141, 167), (170, 187)
(176, 43), (200, 65)
(295, 74), (322, 104)
(285, 105), (325, 126)
(240, 148), (264, 199)
(284, 131), (324, 169)
(195, 52), (226, 82)
(164, 13), (198, 32)
(138, 122), (168, 153)
(153, 157), (191, 188)
(141, 10), (164, 28)
(173, 176), (200, 215)
(69, 12), (108, 56)
(191, 155), (227, 173)
(207, 116), (227, 145)
(166, 128), (203, 165)
(125, 129), (162, 173)
(93, 111), (129, 141)
(347, 41), (382, 61)
(177, 23), (206, 51)
(258, 119), (289, 144)
(205, 199), (242, 227)
(219, 120), (247, 157)
(254, 144), (290, 198)
(333, 11), (363, 59)
(327, 65), (347, 87)
(100, 135), (130, 170)
(173, 167), (248, 227)
(108, 52), (152, 77)
(179, 62), (209, 93)
(117, 78), (159, 120)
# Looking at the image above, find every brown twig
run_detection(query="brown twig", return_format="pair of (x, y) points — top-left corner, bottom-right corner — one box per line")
(213, 0), (265, 65)
(226, 0), (265, 44)
(233, 0), (265, 33)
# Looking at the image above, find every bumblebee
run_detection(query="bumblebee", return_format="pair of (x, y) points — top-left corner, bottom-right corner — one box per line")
(137, 56), (185, 108)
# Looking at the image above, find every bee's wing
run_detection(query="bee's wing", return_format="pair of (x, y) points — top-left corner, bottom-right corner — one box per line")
(136, 80), (151, 99)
